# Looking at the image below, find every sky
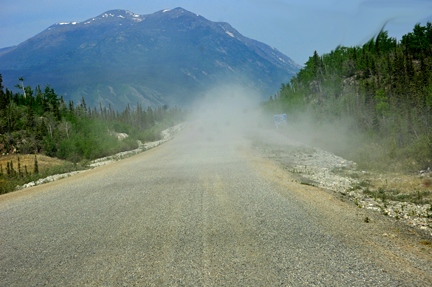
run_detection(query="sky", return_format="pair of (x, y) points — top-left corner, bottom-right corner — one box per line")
(1, 0), (432, 65)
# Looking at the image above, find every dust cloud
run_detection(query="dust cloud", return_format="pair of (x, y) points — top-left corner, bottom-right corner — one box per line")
(185, 84), (359, 160)
(187, 84), (263, 144)
(274, 113), (360, 158)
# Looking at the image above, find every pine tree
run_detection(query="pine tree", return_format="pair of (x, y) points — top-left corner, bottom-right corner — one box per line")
(405, 54), (415, 80)
(26, 106), (35, 129)
(370, 56), (377, 76)
(17, 156), (22, 177)
(312, 50), (320, 77)
(81, 97), (87, 116)
(69, 100), (74, 114)
(392, 51), (406, 99)
(52, 101), (61, 121)
(34, 155), (39, 174)
(0, 73), (8, 110)
(9, 161), (15, 178)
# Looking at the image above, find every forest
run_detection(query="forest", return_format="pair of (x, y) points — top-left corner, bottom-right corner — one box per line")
(262, 22), (432, 172)
(0, 75), (186, 193)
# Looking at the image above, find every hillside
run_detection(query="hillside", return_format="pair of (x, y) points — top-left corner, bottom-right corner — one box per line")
(0, 8), (300, 110)
(262, 23), (432, 172)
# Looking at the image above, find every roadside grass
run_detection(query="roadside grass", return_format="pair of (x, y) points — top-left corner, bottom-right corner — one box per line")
(323, 132), (432, 205)
(343, 169), (432, 205)
(0, 154), (66, 174)
(368, 175), (431, 205)
(0, 154), (89, 195)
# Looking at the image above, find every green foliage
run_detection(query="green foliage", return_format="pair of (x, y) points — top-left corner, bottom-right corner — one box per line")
(375, 89), (389, 118)
(401, 23), (432, 59)
(0, 77), (187, 194)
(0, 158), (91, 195)
(34, 155), (39, 174)
(262, 22), (432, 171)
(0, 77), (187, 161)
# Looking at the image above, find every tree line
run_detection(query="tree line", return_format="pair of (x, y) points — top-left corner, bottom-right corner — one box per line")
(263, 23), (432, 171)
(0, 74), (186, 162)
(0, 74), (186, 194)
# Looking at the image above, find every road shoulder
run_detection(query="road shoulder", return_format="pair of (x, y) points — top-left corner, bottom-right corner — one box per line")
(240, 139), (432, 283)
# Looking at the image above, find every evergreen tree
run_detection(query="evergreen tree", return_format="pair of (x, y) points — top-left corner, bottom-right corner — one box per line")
(26, 106), (35, 129)
(52, 100), (61, 121)
(68, 100), (74, 114)
(9, 161), (15, 178)
(262, 22), (432, 170)
(34, 155), (39, 174)
(0, 73), (7, 110)
(17, 156), (22, 177)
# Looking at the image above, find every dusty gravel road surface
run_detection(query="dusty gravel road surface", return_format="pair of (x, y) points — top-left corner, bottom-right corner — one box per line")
(1, 125), (431, 286)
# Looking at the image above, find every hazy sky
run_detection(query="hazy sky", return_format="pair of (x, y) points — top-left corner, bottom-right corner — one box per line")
(1, 0), (432, 65)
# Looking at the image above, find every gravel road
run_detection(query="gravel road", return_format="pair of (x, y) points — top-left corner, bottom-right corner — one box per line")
(1, 124), (431, 286)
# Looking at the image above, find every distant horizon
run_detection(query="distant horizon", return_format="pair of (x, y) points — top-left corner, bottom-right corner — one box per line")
(1, 1), (432, 65)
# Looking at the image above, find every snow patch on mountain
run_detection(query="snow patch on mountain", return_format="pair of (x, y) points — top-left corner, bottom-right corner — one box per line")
(126, 11), (136, 16)
(226, 31), (235, 38)
(57, 22), (78, 25)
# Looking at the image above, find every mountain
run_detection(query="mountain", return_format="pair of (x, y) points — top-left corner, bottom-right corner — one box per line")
(0, 8), (300, 109)
(0, 46), (16, 57)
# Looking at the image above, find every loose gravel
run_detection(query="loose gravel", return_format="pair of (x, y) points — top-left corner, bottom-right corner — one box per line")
(250, 129), (432, 236)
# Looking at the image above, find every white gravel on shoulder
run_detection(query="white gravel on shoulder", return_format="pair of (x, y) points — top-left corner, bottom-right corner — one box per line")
(21, 171), (85, 189)
(250, 129), (432, 235)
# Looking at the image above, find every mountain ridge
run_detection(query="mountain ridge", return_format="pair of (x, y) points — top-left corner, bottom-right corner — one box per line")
(0, 7), (300, 109)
